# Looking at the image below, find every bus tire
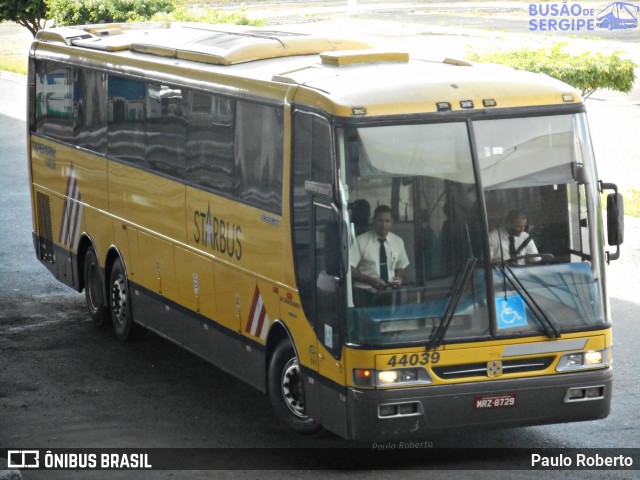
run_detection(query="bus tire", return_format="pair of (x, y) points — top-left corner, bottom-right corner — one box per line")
(267, 340), (321, 434)
(109, 257), (142, 341)
(83, 246), (109, 326)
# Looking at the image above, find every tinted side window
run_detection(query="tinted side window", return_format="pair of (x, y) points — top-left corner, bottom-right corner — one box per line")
(234, 101), (283, 215)
(291, 111), (334, 324)
(74, 69), (108, 154)
(34, 61), (74, 142)
(185, 91), (235, 193)
(108, 76), (146, 165)
(146, 84), (186, 178)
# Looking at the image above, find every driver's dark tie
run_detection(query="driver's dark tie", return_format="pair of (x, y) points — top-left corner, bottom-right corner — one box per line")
(378, 238), (389, 282)
(509, 235), (517, 260)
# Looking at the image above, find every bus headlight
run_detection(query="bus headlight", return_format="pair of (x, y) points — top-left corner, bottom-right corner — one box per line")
(557, 349), (610, 372)
(353, 368), (432, 388)
(377, 368), (431, 387)
(378, 370), (400, 384)
(584, 350), (604, 365)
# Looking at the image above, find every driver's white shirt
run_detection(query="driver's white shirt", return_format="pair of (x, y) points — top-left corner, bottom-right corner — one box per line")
(488, 227), (539, 265)
(350, 230), (410, 279)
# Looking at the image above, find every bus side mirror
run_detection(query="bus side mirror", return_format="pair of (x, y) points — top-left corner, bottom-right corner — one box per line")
(601, 182), (624, 262)
(607, 193), (624, 245)
(324, 221), (349, 277)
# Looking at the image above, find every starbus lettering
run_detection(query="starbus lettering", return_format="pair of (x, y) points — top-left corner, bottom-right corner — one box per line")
(193, 202), (242, 260)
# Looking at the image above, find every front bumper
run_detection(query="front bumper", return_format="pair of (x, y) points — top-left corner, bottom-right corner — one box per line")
(346, 368), (612, 442)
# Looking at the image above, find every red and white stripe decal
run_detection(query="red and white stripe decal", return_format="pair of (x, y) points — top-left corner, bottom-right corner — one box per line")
(245, 286), (270, 340)
(59, 165), (83, 248)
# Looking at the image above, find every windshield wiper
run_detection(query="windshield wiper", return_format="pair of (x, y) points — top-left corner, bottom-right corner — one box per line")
(427, 257), (477, 350)
(494, 262), (561, 339)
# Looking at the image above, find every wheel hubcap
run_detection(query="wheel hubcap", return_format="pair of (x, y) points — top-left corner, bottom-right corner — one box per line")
(281, 358), (306, 418)
(111, 276), (127, 327)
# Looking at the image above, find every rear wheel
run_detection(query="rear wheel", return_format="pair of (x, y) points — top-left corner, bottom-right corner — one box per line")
(267, 340), (321, 434)
(109, 257), (142, 341)
(83, 247), (109, 326)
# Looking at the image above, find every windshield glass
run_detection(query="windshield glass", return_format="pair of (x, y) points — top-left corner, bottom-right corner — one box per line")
(477, 113), (605, 337)
(340, 122), (490, 347)
(339, 113), (606, 348)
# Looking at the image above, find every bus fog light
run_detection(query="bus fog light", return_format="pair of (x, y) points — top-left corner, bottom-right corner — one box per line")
(568, 388), (585, 399)
(586, 386), (604, 398)
(379, 404), (397, 417)
(378, 402), (421, 418)
(565, 386), (605, 402)
(398, 403), (418, 415)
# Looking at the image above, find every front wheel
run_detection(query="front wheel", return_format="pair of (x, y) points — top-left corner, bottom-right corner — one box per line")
(109, 257), (142, 341)
(267, 340), (321, 434)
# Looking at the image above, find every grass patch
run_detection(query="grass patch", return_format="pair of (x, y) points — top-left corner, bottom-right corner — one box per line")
(0, 55), (28, 75)
(620, 189), (640, 218)
(0, 25), (32, 75)
(602, 188), (640, 218)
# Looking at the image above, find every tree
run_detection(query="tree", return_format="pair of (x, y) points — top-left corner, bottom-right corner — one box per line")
(0, 0), (47, 37)
(467, 43), (636, 99)
(45, 0), (174, 26)
(43, 0), (261, 28)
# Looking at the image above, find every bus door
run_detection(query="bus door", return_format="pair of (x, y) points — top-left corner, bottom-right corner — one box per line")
(292, 109), (349, 437)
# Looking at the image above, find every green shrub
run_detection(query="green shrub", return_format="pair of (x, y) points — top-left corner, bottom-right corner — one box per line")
(151, 5), (262, 26)
(468, 44), (636, 99)
(45, 0), (175, 25)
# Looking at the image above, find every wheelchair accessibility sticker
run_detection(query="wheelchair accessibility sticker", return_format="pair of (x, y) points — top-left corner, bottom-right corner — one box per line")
(496, 294), (527, 329)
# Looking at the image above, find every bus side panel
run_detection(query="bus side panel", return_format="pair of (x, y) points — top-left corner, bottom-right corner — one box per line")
(135, 231), (179, 304)
(317, 349), (350, 440)
(186, 188), (286, 285)
(30, 137), (72, 285)
(126, 260), (267, 394)
(78, 151), (113, 269)
(216, 266), (272, 391)
(174, 247), (217, 322)
(108, 161), (186, 242)
(31, 138), (111, 288)
(129, 279), (249, 385)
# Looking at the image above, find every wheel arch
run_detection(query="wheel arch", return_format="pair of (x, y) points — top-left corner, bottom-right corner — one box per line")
(77, 235), (119, 304)
(104, 245), (126, 287)
(264, 320), (296, 394)
(76, 234), (94, 293)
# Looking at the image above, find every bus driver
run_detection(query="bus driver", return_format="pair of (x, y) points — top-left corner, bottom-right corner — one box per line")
(350, 205), (410, 290)
(488, 210), (540, 265)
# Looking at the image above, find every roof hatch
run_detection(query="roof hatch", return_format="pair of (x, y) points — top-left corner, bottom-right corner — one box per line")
(34, 23), (374, 65)
(320, 50), (409, 66)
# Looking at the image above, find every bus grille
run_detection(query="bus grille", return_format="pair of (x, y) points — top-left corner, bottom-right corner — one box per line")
(432, 357), (555, 380)
(36, 192), (55, 264)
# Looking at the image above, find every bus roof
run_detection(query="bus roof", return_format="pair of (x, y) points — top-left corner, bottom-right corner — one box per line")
(32, 22), (582, 117)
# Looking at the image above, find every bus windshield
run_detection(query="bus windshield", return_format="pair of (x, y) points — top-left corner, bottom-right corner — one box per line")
(340, 112), (606, 347)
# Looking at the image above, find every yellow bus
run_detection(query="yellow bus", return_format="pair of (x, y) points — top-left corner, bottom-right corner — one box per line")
(27, 22), (624, 441)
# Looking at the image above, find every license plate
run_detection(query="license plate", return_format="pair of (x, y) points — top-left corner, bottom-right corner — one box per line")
(474, 393), (517, 409)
